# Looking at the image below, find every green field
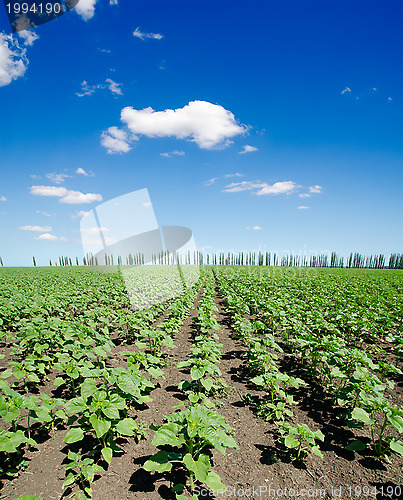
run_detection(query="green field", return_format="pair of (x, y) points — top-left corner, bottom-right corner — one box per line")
(0, 266), (402, 500)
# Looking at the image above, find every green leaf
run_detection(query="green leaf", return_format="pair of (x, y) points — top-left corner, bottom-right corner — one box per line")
(143, 450), (173, 473)
(205, 471), (225, 492)
(388, 414), (403, 434)
(346, 440), (366, 451)
(190, 366), (204, 380)
(64, 397), (87, 414)
(116, 418), (137, 436)
(284, 435), (299, 449)
(89, 414), (111, 438)
(311, 445), (323, 458)
(182, 453), (209, 483)
(63, 472), (76, 487)
(351, 407), (374, 425)
(152, 424), (182, 447)
(101, 446), (113, 463)
(390, 439), (403, 456)
(53, 377), (65, 387)
(64, 427), (84, 444)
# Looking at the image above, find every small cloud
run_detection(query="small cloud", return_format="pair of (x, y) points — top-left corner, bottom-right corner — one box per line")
(341, 87), (351, 94)
(298, 193), (311, 198)
(0, 196), (7, 202)
(256, 181), (298, 196)
(223, 181), (266, 193)
(30, 174), (40, 179)
(388, 97), (393, 101)
(35, 233), (58, 241)
(76, 167), (95, 176)
(71, 210), (90, 219)
(239, 145), (258, 154)
(30, 185), (102, 204)
(18, 30), (39, 46)
(19, 225), (52, 232)
(36, 210), (55, 217)
(372, 88), (377, 91)
(98, 48), (111, 53)
(206, 177), (218, 186)
(297, 206), (310, 210)
(46, 172), (72, 184)
(109, 0), (118, 4)
(160, 150), (185, 158)
(223, 173), (242, 178)
(75, 0), (97, 21)
(81, 226), (110, 236)
(143, 202), (152, 207)
(245, 226), (262, 230)
(76, 78), (123, 97)
(133, 28), (163, 40)
(308, 185), (322, 194)
(0, 33), (28, 87)
(101, 126), (133, 154)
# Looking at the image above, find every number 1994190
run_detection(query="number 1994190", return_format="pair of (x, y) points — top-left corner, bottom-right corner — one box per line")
(5, 2), (63, 15)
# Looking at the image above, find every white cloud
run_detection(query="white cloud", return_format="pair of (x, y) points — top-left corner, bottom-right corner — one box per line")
(34, 233), (64, 241)
(223, 181), (266, 193)
(133, 28), (163, 40)
(298, 193), (311, 198)
(239, 145), (258, 154)
(297, 206), (310, 210)
(71, 210), (90, 219)
(75, 0), (98, 20)
(60, 190), (102, 204)
(308, 185), (322, 194)
(30, 185), (102, 204)
(109, 0), (118, 4)
(76, 78), (123, 97)
(19, 225), (52, 232)
(36, 210), (55, 217)
(0, 33), (28, 87)
(388, 97), (393, 101)
(206, 173), (242, 186)
(0, 196), (7, 202)
(143, 202), (152, 207)
(256, 181), (298, 196)
(101, 126), (132, 154)
(46, 172), (72, 184)
(160, 150), (185, 158)
(106, 78), (123, 95)
(106, 100), (247, 151)
(76, 167), (95, 176)
(341, 87), (351, 94)
(223, 180), (298, 196)
(246, 226), (262, 230)
(18, 30), (39, 46)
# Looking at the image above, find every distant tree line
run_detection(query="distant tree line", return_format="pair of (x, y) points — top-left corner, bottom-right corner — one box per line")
(0, 252), (402, 269)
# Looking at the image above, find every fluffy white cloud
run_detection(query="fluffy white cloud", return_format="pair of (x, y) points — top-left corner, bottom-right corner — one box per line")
(0, 33), (28, 87)
(101, 126), (132, 154)
(133, 28), (163, 40)
(256, 181), (298, 196)
(19, 225), (52, 232)
(46, 172), (71, 184)
(297, 206), (310, 210)
(30, 185), (102, 204)
(246, 226), (262, 230)
(223, 180), (298, 196)
(18, 30), (39, 46)
(105, 101), (246, 151)
(308, 185), (322, 194)
(75, 0), (98, 20)
(34, 233), (67, 241)
(0, 196), (7, 202)
(239, 145), (258, 154)
(76, 167), (95, 176)
(160, 150), (185, 158)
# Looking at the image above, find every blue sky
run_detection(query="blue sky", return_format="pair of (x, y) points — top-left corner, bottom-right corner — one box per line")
(0, 0), (402, 266)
